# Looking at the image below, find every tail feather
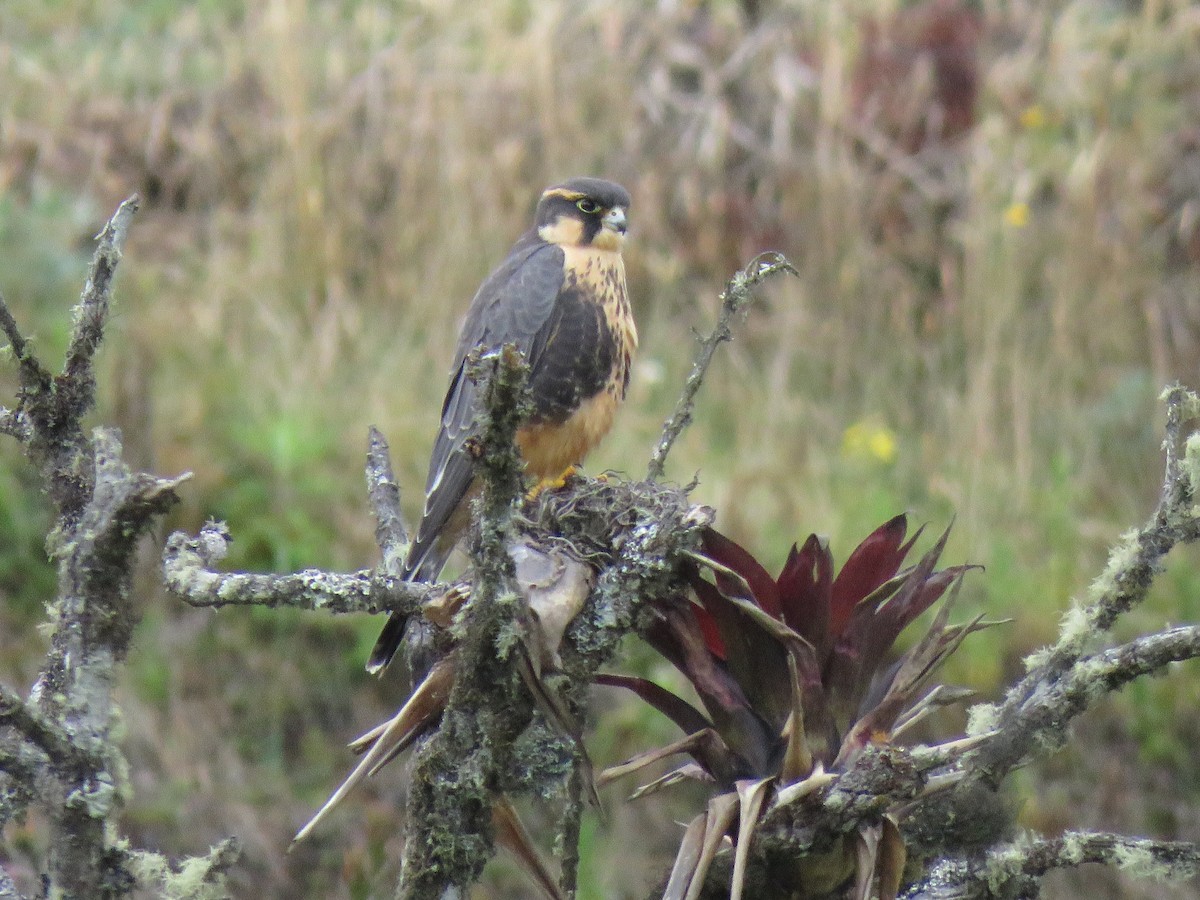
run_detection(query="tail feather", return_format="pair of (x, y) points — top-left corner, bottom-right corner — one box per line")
(366, 613), (408, 674)
(365, 540), (453, 675)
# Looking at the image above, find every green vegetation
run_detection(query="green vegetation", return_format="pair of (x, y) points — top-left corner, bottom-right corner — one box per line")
(3, 0), (1200, 896)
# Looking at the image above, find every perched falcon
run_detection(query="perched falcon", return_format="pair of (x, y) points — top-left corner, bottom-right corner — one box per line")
(368, 177), (636, 674)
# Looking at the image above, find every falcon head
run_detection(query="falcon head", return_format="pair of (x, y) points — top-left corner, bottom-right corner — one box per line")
(535, 177), (631, 252)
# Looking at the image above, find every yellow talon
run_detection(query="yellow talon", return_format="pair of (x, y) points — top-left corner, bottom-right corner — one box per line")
(527, 465), (578, 499)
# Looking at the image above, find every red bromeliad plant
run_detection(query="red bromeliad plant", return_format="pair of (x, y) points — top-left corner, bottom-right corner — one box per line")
(598, 515), (988, 899)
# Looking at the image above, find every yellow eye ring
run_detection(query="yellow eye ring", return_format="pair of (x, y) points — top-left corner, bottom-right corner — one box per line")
(576, 198), (600, 214)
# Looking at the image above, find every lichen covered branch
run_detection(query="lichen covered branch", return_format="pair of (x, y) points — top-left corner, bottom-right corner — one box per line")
(646, 252), (796, 481)
(366, 424), (409, 576)
(0, 196), (239, 898)
(11, 195), (140, 524)
(0, 684), (100, 771)
(967, 625), (1200, 787)
(962, 387), (1200, 789)
(909, 832), (1200, 899)
(162, 428), (434, 619)
(162, 520), (436, 615)
(399, 345), (534, 899)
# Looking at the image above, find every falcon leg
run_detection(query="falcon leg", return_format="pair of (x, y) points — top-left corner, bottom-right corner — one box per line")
(527, 465), (578, 499)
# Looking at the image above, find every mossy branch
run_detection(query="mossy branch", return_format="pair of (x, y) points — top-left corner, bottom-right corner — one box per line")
(161, 426), (428, 619)
(398, 344), (534, 899)
(6, 195), (140, 525)
(0, 683), (102, 771)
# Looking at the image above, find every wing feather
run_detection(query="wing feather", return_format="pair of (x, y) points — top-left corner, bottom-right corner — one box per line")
(369, 235), (565, 673)
(405, 233), (566, 579)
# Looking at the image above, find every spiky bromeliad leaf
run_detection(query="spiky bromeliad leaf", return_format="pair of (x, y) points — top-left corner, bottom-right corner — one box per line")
(828, 514), (918, 638)
(621, 517), (981, 790)
(825, 524), (963, 727)
(643, 599), (777, 777)
(292, 653), (457, 846)
(605, 517), (982, 899)
(775, 532), (833, 654)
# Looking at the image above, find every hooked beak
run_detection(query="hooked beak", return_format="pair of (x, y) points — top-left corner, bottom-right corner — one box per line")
(603, 206), (627, 235)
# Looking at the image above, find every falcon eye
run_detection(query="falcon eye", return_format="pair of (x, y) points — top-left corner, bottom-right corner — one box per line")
(576, 198), (600, 214)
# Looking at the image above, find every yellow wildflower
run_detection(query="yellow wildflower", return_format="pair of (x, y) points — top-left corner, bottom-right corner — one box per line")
(1019, 104), (1047, 130)
(1003, 202), (1030, 228)
(842, 422), (898, 465)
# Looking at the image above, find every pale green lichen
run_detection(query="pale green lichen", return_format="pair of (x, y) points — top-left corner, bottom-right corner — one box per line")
(1060, 600), (1093, 639)
(1112, 840), (1195, 881)
(965, 702), (999, 738)
(1022, 643), (1053, 672)
(1161, 385), (1200, 420)
(64, 772), (117, 817)
(127, 839), (238, 900)
(1056, 831), (1088, 866)
(982, 834), (1033, 892)
(1065, 655), (1116, 704)
(1042, 601), (1095, 665)
(1085, 528), (1142, 606)
(1185, 433), (1200, 513)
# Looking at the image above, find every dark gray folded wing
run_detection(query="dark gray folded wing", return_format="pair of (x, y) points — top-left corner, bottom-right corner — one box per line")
(403, 233), (566, 580)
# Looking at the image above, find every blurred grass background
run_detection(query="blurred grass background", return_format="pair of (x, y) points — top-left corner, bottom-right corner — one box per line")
(3, 0), (1200, 896)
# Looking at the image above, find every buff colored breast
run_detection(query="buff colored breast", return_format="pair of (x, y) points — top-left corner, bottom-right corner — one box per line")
(516, 243), (636, 479)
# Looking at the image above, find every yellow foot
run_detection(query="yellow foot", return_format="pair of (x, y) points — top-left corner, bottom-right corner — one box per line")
(527, 465), (578, 500)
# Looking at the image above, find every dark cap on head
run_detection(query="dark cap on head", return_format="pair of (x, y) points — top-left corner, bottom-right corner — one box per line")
(540, 177), (631, 210)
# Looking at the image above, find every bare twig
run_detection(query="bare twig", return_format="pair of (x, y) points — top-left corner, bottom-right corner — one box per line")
(646, 252), (797, 481)
(0, 293), (53, 401)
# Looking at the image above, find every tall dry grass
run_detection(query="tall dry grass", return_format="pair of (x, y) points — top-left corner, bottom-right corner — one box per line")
(4, 0), (1200, 896)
